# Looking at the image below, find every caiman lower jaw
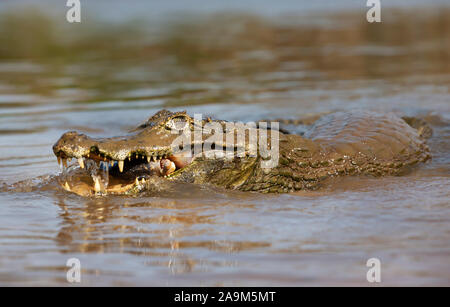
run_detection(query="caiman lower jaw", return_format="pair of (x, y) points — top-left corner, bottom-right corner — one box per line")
(59, 168), (138, 197)
(55, 151), (193, 196)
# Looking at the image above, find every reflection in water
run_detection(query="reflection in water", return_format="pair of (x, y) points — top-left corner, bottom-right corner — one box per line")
(0, 7), (449, 285)
(53, 186), (271, 277)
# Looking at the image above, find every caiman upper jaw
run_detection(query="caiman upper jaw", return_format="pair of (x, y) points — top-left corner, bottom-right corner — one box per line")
(53, 130), (175, 161)
(52, 127), (190, 169)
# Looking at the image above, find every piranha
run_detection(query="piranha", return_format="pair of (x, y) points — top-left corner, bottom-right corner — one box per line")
(53, 109), (431, 196)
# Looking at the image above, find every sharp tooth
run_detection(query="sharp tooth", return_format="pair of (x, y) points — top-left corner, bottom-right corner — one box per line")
(62, 158), (68, 168)
(57, 156), (61, 166)
(87, 153), (90, 158)
(152, 156), (156, 162)
(110, 160), (115, 166)
(147, 156), (150, 163)
(64, 182), (71, 191)
(118, 160), (124, 172)
(135, 177), (139, 185)
(141, 178), (146, 184)
(128, 156), (131, 161)
(78, 157), (85, 169)
(94, 177), (101, 193)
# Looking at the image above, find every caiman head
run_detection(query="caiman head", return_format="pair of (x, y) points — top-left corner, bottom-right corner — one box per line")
(53, 110), (275, 196)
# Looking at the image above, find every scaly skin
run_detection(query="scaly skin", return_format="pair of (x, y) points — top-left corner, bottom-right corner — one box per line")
(53, 110), (431, 195)
(240, 111), (431, 192)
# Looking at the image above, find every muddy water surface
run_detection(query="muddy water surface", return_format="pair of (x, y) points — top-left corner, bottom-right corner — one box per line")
(0, 6), (449, 285)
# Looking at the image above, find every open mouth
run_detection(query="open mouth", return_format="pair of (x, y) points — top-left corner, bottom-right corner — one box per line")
(54, 148), (193, 196)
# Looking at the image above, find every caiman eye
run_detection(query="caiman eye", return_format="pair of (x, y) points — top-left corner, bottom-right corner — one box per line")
(165, 116), (190, 131)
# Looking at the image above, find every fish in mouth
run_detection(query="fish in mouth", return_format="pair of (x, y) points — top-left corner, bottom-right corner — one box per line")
(53, 109), (431, 196)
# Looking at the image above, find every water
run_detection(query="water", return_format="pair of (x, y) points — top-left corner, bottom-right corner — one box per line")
(0, 3), (449, 286)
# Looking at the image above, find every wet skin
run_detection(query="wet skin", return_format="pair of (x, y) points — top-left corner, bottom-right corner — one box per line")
(53, 109), (431, 196)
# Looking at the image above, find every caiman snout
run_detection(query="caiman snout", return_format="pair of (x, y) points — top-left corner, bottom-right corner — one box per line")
(53, 131), (94, 159)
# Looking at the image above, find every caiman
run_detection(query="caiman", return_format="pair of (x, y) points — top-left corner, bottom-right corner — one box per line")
(52, 109), (431, 196)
